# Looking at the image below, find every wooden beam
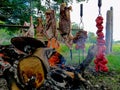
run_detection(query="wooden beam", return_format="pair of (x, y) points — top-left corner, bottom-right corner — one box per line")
(0, 24), (30, 28)
(0, 24), (82, 31)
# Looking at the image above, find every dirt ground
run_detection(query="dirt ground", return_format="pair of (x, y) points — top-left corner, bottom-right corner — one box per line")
(82, 67), (120, 90)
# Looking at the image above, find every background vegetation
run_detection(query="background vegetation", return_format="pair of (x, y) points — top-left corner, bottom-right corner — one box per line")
(0, 0), (120, 89)
(0, 0), (86, 24)
(60, 43), (120, 90)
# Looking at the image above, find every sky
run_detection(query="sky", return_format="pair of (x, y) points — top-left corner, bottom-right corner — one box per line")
(70, 0), (120, 41)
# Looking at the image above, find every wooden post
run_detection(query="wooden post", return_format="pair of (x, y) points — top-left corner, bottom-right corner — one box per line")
(105, 7), (113, 54)
(110, 7), (113, 52)
(105, 10), (111, 54)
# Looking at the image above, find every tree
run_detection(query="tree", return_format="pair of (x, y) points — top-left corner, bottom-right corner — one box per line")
(87, 32), (96, 43)
(0, 0), (87, 25)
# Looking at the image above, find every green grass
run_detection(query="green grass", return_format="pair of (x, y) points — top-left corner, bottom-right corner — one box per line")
(59, 43), (120, 90)
(58, 43), (95, 66)
(107, 43), (120, 72)
(60, 43), (120, 72)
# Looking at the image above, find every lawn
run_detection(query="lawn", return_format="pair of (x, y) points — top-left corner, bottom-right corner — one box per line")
(59, 43), (120, 71)
(59, 43), (120, 90)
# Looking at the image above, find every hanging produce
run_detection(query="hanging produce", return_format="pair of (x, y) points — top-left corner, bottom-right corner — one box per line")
(94, 0), (108, 72)
(59, 3), (73, 49)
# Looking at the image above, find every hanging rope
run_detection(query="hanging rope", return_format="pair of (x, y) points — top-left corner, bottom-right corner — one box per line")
(94, 0), (108, 72)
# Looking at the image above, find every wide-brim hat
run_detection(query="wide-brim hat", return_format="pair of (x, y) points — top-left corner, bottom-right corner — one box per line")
(11, 37), (46, 53)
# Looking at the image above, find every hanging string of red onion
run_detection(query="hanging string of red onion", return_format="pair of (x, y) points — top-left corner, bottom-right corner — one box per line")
(94, 16), (108, 72)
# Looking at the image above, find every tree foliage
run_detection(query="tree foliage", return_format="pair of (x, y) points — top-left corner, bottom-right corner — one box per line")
(0, 0), (88, 44)
(87, 32), (96, 43)
(0, 0), (87, 25)
(0, 28), (20, 44)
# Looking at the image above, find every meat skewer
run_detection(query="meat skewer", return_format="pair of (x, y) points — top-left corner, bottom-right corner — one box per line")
(24, 16), (35, 38)
(73, 4), (87, 63)
(45, 9), (60, 49)
(59, 3), (74, 60)
(59, 3), (73, 49)
(45, 9), (57, 39)
(36, 17), (46, 44)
